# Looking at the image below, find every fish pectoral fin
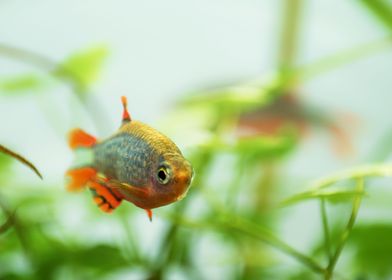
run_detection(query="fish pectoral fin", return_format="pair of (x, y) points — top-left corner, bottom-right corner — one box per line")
(106, 179), (150, 198)
(88, 180), (122, 213)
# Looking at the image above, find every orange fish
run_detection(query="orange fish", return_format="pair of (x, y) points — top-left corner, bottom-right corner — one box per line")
(236, 94), (355, 156)
(66, 96), (193, 220)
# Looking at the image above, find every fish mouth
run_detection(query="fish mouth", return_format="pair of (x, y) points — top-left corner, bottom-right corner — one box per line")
(172, 162), (193, 199)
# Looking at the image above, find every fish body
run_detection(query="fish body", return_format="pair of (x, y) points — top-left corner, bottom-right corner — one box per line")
(237, 94), (354, 156)
(66, 97), (193, 218)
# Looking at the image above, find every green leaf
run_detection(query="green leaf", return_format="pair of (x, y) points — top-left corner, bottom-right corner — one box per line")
(55, 46), (108, 93)
(69, 244), (130, 271)
(198, 131), (297, 162)
(233, 132), (298, 160)
(0, 74), (44, 94)
(360, 0), (392, 32)
(349, 223), (392, 277)
(281, 188), (366, 206)
(179, 72), (292, 116)
(281, 164), (392, 206)
(309, 164), (392, 190)
(0, 152), (12, 172)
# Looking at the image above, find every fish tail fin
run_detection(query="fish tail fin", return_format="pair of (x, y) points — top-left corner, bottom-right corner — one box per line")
(66, 128), (97, 191)
(68, 128), (97, 150)
(65, 167), (97, 191)
(89, 180), (123, 213)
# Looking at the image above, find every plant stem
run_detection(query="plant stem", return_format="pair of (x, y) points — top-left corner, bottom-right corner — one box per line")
(118, 213), (141, 263)
(254, 162), (276, 213)
(324, 178), (364, 279)
(278, 0), (304, 70)
(0, 43), (56, 70)
(320, 198), (332, 262)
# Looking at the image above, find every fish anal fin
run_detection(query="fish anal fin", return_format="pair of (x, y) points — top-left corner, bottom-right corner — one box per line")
(89, 180), (123, 213)
(68, 129), (97, 149)
(66, 167), (97, 191)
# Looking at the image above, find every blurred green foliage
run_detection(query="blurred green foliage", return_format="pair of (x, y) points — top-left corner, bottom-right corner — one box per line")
(1, 1), (392, 280)
(350, 224), (392, 278)
(55, 46), (108, 94)
(0, 74), (44, 94)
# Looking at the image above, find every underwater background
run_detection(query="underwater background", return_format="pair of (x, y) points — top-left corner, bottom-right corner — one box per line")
(1, 0), (392, 279)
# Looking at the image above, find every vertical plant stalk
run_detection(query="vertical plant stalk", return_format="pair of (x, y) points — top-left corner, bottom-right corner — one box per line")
(325, 178), (364, 279)
(118, 213), (142, 263)
(225, 158), (245, 209)
(254, 162), (276, 213)
(320, 198), (332, 262)
(0, 195), (35, 268)
(278, 0), (304, 71)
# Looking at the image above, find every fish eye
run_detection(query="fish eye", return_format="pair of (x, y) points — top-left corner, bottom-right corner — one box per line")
(157, 166), (170, 184)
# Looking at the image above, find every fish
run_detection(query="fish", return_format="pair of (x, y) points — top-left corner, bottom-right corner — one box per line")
(65, 96), (193, 220)
(236, 93), (355, 156)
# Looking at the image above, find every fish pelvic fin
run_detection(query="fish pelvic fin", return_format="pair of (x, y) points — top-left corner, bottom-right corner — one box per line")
(89, 180), (123, 213)
(68, 128), (97, 149)
(145, 209), (153, 222)
(65, 167), (97, 191)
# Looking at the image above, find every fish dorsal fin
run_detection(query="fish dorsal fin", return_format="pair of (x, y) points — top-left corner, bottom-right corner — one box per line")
(121, 96), (131, 125)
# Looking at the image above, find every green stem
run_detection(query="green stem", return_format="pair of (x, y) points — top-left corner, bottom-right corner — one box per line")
(0, 43), (56, 70)
(254, 162), (276, 213)
(119, 213), (141, 263)
(278, 0), (304, 70)
(226, 157), (245, 209)
(0, 195), (35, 267)
(325, 178), (364, 279)
(320, 198), (332, 262)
